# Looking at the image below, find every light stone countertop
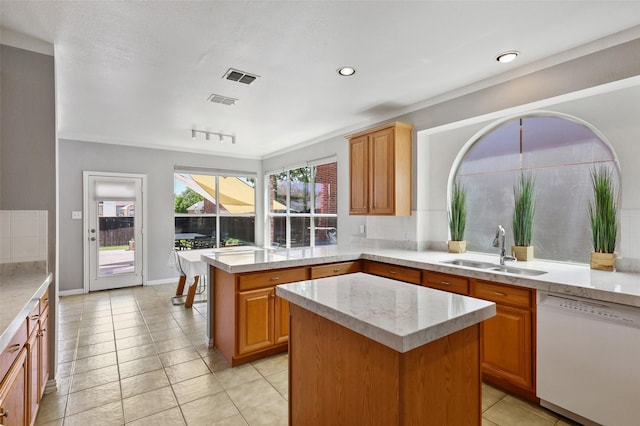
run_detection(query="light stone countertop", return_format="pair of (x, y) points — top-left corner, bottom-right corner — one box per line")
(202, 246), (640, 308)
(276, 272), (496, 352)
(0, 262), (52, 353)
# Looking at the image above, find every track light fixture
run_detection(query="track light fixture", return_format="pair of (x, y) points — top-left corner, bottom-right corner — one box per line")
(190, 129), (236, 144)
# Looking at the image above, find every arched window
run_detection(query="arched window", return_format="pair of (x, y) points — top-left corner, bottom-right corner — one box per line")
(453, 113), (620, 263)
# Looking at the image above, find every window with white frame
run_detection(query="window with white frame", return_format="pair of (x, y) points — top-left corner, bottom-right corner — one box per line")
(266, 160), (337, 248)
(453, 114), (620, 263)
(174, 170), (256, 249)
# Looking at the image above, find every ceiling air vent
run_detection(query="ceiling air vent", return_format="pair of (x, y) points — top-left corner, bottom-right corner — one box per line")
(207, 93), (238, 106)
(223, 68), (259, 85)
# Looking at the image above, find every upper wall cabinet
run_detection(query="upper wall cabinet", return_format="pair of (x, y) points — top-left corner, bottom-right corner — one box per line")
(346, 121), (413, 216)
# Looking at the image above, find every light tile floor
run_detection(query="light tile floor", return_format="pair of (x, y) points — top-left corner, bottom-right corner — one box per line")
(37, 283), (579, 425)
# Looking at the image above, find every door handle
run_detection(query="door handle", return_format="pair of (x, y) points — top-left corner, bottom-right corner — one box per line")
(90, 237), (96, 241)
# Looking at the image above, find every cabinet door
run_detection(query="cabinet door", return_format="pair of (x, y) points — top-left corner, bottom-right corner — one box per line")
(238, 288), (273, 356)
(349, 135), (369, 214)
(480, 304), (533, 390)
(38, 308), (49, 399)
(274, 295), (289, 345)
(368, 128), (395, 215)
(26, 329), (39, 422)
(0, 348), (27, 426)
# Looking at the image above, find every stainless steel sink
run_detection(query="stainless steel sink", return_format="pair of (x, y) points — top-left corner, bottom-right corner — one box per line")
(443, 259), (547, 276)
(488, 266), (547, 276)
(442, 259), (497, 269)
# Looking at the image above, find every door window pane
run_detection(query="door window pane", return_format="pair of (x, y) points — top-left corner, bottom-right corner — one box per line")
(98, 201), (135, 276)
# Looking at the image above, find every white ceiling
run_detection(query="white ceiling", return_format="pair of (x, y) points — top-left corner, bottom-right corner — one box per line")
(2, 1), (640, 159)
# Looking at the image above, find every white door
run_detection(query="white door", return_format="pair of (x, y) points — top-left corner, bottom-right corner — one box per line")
(84, 172), (144, 291)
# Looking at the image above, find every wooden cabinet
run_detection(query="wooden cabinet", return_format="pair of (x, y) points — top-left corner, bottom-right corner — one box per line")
(346, 121), (413, 216)
(423, 271), (469, 295)
(0, 348), (27, 426)
(1, 287), (50, 426)
(471, 279), (536, 401)
(364, 260), (421, 285)
(213, 266), (308, 366)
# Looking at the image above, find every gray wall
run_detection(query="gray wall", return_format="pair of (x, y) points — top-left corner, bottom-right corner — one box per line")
(58, 140), (261, 292)
(0, 45), (56, 271)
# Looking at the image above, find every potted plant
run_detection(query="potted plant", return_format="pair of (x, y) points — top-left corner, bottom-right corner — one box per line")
(589, 166), (618, 271)
(448, 180), (467, 253)
(512, 172), (535, 261)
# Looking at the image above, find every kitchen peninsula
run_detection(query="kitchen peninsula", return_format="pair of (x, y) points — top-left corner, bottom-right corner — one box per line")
(202, 245), (640, 406)
(277, 273), (495, 425)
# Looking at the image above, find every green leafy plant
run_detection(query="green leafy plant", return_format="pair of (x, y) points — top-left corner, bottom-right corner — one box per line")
(448, 180), (467, 241)
(589, 166), (618, 253)
(513, 172), (535, 247)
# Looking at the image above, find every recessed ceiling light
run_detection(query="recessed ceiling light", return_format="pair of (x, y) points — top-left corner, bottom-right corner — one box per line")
(496, 51), (519, 63)
(337, 67), (356, 76)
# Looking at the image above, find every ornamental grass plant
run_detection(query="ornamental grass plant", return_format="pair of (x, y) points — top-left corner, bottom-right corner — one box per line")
(589, 166), (618, 254)
(513, 172), (535, 247)
(449, 180), (467, 241)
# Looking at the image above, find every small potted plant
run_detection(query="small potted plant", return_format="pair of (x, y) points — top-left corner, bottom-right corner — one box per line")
(448, 180), (467, 253)
(589, 166), (618, 271)
(512, 172), (535, 261)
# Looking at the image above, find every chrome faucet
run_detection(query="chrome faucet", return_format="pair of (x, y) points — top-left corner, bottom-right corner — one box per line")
(492, 225), (516, 265)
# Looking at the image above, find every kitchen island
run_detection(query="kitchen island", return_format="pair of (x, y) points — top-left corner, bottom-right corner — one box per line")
(277, 273), (496, 425)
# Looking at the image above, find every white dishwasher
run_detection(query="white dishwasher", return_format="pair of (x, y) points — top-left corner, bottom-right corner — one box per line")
(537, 292), (640, 426)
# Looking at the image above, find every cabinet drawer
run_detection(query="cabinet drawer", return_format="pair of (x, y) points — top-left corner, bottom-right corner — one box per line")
(310, 261), (362, 279)
(1, 320), (27, 380)
(364, 261), (421, 285)
(238, 267), (309, 291)
(471, 280), (532, 308)
(27, 302), (41, 336)
(423, 271), (469, 295)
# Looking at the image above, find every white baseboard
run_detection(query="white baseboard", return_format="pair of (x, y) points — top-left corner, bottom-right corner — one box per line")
(146, 278), (177, 286)
(59, 288), (85, 296)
